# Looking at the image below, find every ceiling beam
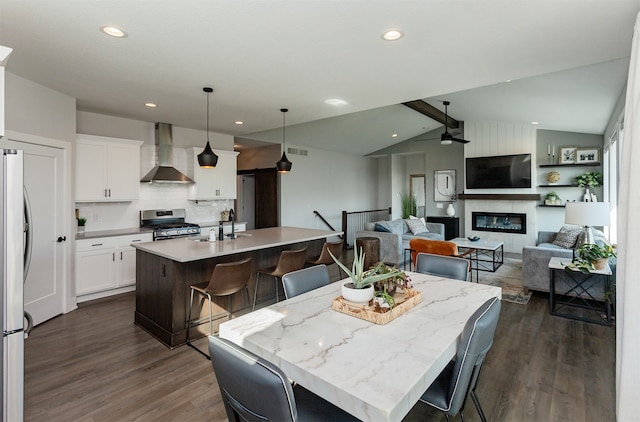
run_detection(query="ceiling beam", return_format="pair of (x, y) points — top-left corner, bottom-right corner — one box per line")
(402, 100), (460, 129)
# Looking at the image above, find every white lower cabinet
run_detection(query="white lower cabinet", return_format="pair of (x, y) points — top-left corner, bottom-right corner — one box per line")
(76, 233), (152, 299)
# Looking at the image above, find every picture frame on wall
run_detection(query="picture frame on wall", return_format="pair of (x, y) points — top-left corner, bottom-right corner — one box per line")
(576, 147), (600, 164)
(559, 146), (577, 164)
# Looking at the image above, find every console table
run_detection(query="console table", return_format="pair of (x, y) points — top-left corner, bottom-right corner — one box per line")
(548, 256), (613, 326)
(426, 216), (459, 240)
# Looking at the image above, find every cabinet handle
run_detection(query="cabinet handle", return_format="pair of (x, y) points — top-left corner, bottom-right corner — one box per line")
(112, 252), (115, 261)
(91, 243), (103, 247)
(108, 189), (111, 197)
(104, 189), (108, 197)
(131, 239), (141, 243)
(120, 251), (123, 260)
(161, 264), (166, 277)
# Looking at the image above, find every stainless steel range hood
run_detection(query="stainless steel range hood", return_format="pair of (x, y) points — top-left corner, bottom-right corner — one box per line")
(141, 123), (193, 184)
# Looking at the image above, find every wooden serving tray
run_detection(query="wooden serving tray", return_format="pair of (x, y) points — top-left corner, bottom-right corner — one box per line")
(332, 289), (422, 325)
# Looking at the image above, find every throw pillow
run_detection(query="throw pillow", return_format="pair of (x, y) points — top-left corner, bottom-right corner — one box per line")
(405, 218), (429, 235)
(552, 225), (583, 249)
(374, 223), (391, 233)
(363, 222), (376, 231)
(386, 220), (405, 234)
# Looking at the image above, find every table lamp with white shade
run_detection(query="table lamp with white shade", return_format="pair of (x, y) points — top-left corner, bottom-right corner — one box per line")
(565, 202), (610, 248)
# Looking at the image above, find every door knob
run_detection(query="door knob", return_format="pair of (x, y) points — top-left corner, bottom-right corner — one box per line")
(57, 236), (66, 242)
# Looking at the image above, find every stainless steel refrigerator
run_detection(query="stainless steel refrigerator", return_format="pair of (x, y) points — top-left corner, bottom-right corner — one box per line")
(1, 148), (24, 421)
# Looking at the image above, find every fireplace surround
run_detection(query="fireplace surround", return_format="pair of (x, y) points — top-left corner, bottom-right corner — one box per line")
(472, 212), (526, 234)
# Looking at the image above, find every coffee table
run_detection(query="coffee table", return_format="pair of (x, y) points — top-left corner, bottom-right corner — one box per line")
(451, 237), (504, 272)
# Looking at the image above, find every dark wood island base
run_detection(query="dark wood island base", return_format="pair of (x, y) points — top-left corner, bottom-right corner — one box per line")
(133, 227), (337, 348)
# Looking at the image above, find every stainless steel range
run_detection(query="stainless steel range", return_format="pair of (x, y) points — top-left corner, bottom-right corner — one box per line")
(140, 209), (200, 240)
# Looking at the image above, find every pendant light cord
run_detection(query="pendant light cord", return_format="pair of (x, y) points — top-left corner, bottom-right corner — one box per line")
(206, 90), (210, 142)
(281, 108), (287, 152)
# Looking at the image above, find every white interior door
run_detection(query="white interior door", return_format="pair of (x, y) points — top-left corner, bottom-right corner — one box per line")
(3, 139), (65, 326)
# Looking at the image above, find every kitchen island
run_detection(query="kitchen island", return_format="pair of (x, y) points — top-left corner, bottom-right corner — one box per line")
(132, 226), (340, 348)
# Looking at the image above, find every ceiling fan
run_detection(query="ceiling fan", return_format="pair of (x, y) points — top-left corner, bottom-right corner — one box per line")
(415, 101), (470, 145)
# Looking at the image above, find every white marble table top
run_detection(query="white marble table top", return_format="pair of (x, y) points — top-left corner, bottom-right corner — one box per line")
(130, 226), (340, 262)
(219, 272), (502, 421)
(451, 237), (504, 250)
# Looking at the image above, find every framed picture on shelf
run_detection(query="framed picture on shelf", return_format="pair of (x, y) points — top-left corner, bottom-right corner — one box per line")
(576, 147), (600, 164)
(559, 146), (577, 164)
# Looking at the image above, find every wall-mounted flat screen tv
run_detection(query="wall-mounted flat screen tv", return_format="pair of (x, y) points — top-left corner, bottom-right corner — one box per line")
(466, 153), (531, 189)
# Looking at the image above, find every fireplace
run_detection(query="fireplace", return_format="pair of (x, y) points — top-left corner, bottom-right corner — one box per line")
(472, 212), (526, 234)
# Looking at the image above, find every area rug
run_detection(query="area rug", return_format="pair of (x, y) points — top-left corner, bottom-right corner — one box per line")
(476, 258), (532, 304)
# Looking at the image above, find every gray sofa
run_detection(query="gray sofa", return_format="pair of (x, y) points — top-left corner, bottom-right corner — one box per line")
(354, 219), (445, 267)
(522, 230), (613, 300)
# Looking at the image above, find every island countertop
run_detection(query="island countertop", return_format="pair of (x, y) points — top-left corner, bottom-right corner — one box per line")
(131, 226), (341, 263)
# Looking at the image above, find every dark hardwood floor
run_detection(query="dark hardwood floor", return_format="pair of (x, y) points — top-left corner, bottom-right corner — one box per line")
(25, 278), (615, 421)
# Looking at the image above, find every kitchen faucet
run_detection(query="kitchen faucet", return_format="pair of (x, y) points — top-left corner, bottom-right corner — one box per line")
(227, 208), (236, 239)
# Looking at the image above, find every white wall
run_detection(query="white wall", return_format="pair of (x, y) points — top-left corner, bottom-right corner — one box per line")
(6, 72), (76, 142)
(280, 146), (378, 234)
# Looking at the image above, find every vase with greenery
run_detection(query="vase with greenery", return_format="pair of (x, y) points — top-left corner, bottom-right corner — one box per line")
(545, 191), (561, 205)
(575, 172), (602, 188)
(77, 217), (87, 233)
(401, 193), (417, 219)
(330, 248), (402, 304)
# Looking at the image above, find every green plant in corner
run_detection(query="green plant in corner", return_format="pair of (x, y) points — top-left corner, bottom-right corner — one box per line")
(575, 172), (603, 188)
(77, 217), (87, 227)
(401, 193), (417, 219)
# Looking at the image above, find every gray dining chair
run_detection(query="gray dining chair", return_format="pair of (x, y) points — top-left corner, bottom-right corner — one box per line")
(415, 252), (471, 282)
(419, 296), (501, 422)
(208, 336), (359, 422)
(282, 265), (330, 300)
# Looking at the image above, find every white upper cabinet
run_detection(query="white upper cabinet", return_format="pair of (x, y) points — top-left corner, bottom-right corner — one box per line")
(76, 134), (143, 202)
(188, 147), (239, 200)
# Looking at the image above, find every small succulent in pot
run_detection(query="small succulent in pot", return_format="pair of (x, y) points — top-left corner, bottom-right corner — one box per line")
(367, 261), (412, 296)
(77, 217), (87, 226)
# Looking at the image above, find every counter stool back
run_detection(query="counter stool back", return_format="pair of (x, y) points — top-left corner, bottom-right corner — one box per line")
(305, 241), (344, 279)
(253, 248), (307, 310)
(186, 257), (252, 358)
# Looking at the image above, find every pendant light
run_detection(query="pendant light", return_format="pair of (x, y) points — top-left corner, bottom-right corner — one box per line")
(198, 87), (219, 168)
(276, 108), (293, 173)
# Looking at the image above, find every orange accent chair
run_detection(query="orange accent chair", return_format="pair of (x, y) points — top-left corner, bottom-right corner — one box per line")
(409, 238), (476, 280)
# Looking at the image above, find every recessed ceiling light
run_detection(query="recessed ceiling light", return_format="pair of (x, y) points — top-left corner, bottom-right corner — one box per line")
(324, 99), (348, 106)
(392, 133), (398, 138)
(100, 25), (128, 38)
(235, 121), (244, 125)
(144, 102), (157, 108)
(531, 121), (540, 125)
(382, 30), (404, 41)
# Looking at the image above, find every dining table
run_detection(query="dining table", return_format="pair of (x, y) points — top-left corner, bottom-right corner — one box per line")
(218, 271), (502, 421)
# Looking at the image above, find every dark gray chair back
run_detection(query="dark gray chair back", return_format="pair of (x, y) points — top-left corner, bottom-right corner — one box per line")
(415, 252), (470, 281)
(447, 296), (501, 416)
(209, 336), (297, 421)
(282, 265), (330, 299)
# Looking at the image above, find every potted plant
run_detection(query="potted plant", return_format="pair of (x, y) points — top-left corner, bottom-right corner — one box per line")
(329, 248), (402, 305)
(575, 172), (603, 188)
(569, 243), (616, 273)
(77, 217), (87, 233)
(545, 191), (561, 205)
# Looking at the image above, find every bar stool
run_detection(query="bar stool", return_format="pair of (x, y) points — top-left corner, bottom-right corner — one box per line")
(186, 257), (252, 358)
(252, 248), (307, 311)
(305, 240), (344, 279)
